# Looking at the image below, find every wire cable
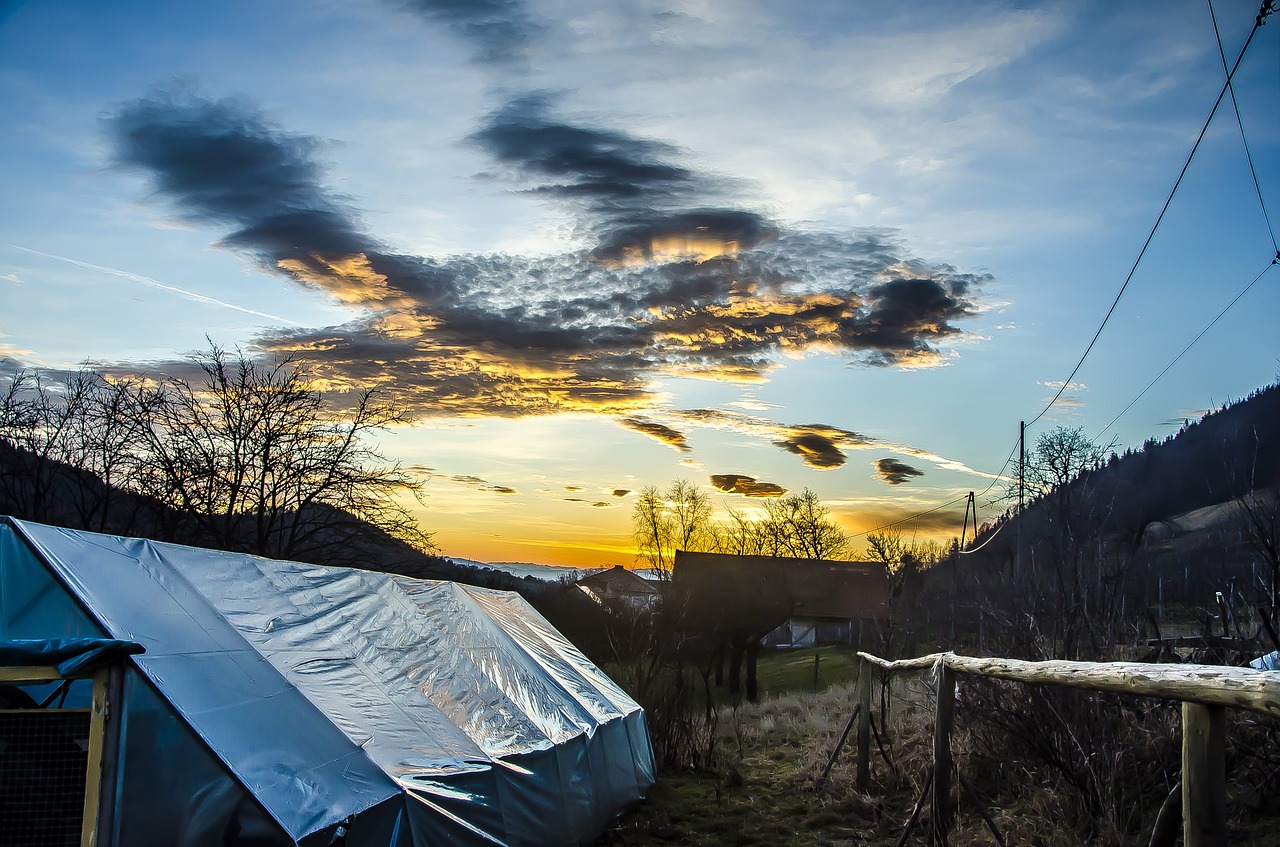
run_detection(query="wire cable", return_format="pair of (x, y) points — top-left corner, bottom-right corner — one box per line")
(1026, 11), (1269, 431)
(1209, 0), (1279, 253)
(846, 492), (971, 541)
(1093, 258), (1277, 440)
(957, 519), (1007, 555)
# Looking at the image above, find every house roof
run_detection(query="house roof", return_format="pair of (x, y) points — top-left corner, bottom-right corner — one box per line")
(672, 551), (889, 631)
(576, 565), (661, 596)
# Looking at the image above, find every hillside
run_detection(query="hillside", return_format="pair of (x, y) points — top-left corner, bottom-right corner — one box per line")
(918, 382), (1280, 654)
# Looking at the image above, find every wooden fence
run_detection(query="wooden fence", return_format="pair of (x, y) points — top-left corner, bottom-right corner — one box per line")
(848, 651), (1280, 846)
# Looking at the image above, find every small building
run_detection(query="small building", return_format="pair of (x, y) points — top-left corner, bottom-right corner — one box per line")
(673, 551), (889, 648)
(576, 565), (661, 611)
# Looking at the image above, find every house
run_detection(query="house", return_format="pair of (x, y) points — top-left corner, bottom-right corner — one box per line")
(673, 551), (889, 648)
(576, 565), (661, 611)
(0, 517), (654, 846)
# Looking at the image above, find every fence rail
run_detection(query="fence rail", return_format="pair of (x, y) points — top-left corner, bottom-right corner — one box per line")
(851, 651), (1278, 846)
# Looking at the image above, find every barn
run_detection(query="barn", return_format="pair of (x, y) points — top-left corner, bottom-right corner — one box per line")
(0, 517), (654, 846)
(673, 551), (889, 647)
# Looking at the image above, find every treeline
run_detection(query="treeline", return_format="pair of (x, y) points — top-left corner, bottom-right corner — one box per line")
(631, 480), (854, 576)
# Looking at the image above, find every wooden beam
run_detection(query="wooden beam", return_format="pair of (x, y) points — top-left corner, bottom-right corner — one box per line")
(856, 651), (944, 672)
(944, 653), (1280, 719)
(0, 665), (63, 683)
(859, 650), (1280, 720)
(1182, 703), (1227, 847)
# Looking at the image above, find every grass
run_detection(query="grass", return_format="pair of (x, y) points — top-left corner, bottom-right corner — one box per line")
(752, 645), (861, 698)
(599, 656), (1280, 846)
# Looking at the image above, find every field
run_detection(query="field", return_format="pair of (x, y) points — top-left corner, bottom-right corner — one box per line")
(600, 647), (1280, 846)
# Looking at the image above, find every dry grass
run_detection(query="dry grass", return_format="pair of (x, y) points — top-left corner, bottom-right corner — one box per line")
(601, 669), (1280, 846)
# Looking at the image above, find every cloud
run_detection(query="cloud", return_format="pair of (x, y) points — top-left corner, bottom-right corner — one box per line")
(875, 457), (925, 485)
(618, 418), (691, 452)
(2, 273), (21, 285)
(393, 0), (542, 62)
(611, 489), (630, 497)
(774, 427), (851, 469)
(105, 88), (987, 434)
(672, 409), (872, 470)
(425, 471), (519, 495)
(563, 497), (614, 508)
(709, 474), (787, 498)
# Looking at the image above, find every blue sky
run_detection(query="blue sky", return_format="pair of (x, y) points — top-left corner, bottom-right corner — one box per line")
(2, 0), (1278, 566)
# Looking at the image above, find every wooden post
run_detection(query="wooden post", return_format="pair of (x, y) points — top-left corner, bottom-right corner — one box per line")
(81, 668), (110, 847)
(932, 662), (955, 845)
(813, 651), (821, 692)
(1182, 702), (1226, 847)
(857, 656), (873, 790)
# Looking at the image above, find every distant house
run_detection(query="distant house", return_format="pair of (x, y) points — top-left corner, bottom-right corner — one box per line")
(576, 565), (662, 611)
(673, 551), (889, 648)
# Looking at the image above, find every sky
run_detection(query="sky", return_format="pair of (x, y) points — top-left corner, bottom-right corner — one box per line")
(2, 0), (1278, 569)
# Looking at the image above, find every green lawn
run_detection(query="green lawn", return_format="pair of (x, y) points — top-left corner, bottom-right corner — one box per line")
(752, 645), (861, 698)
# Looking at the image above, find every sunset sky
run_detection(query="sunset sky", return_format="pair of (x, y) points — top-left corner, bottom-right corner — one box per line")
(2, 0), (1278, 568)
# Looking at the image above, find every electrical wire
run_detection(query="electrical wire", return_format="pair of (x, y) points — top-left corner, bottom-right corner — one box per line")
(957, 519), (1006, 555)
(1093, 258), (1277, 440)
(1026, 11), (1269, 431)
(845, 4), (1276, 548)
(1209, 0), (1279, 253)
(846, 492), (971, 542)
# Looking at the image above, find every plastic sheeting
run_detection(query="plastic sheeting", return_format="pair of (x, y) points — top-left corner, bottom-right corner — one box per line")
(1, 518), (653, 846)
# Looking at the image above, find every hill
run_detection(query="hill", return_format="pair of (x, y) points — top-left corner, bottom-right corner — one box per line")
(919, 381), (1280, 656)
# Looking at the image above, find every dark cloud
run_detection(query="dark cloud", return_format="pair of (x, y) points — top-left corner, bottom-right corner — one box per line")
(563, 497), (614, 508)
(775, 430), (848, 470)
(110, 88), (368, 260)
(709, 474), (787, 498)
(564, 485), (583, 492)
(471, 93), (777, 266)
(105, 88), (987, 434)
(837, 277), (978, 365)
(875, 458), (925, 486)
(612, 489), (631, 497)
(672, 410), (874, 470)
(618, 418), (691, 452)
(482, 485), (519, 495)
(394, 0), (542, 62)
(473, 94), (691, 202)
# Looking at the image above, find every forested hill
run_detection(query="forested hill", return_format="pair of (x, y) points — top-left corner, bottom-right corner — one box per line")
(968, 380), (1280, 559)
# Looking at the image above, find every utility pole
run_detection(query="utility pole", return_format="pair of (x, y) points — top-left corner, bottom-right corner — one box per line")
(959, 491), (976, 548)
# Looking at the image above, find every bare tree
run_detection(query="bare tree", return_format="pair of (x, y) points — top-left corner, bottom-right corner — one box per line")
(0, 368), (93, 523)
(132, 344), (432, 560)
(760, 489), (850, 559)
(631, 478), (716, 578)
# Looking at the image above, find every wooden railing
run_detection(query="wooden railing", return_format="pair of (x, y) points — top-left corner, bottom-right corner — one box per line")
(846, 651), (1280, 847)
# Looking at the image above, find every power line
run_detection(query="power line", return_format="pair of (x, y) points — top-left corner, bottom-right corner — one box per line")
(845, 4), (1276, 546)
(1027, 9), (1270, 430)
(1093, 258), (1278, 440)
(846, 492), (971, 542)
(1209, 0), (1279, 253)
